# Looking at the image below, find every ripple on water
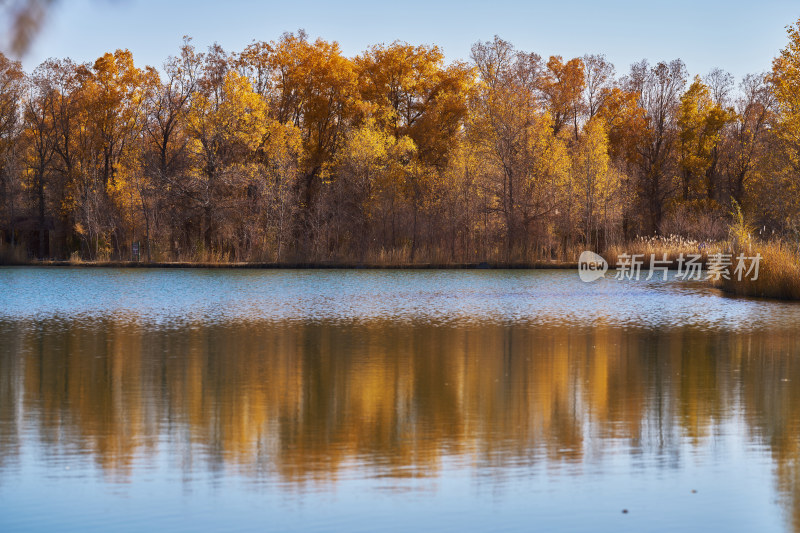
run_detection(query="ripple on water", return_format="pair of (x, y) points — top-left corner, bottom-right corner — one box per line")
(0, 267), (799, 330)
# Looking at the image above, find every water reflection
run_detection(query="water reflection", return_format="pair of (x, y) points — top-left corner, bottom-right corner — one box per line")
(1, 269), (800, 532)
(1, 319), (800, 525)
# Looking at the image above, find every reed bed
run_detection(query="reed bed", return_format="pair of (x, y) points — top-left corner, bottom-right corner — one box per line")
(716, 239), (800, 300)
(711, 206), (800, 300)
(604, 234), (726, 265)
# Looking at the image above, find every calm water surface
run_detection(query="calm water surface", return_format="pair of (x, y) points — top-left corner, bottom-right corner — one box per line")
(1, 267), (800, 532)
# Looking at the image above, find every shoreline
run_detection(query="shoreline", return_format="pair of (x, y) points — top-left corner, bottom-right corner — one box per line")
(1, 258), (710, 271)
(0, 257), (719, 270)
(3, 260), (581, 269)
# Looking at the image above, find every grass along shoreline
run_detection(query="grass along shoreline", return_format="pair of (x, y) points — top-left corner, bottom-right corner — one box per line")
(709, 208), (800, 300)
(4, 259), (581, 269)
(714, 239), (800, 300)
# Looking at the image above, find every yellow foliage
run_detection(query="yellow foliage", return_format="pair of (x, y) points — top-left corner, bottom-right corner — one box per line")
(187, 70), (267, 169)
(677, 76), (734, 201)
(772, 18), (800, 172)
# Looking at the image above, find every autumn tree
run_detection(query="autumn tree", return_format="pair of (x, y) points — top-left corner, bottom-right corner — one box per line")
(43, 59), (88, 215)
(257, 120), (303, 261)
(354, 41), (472, 258)
(704, 67), (734, 107)
(186, 65), (267, 253)
(268, 33), (358, 214)
(677, 76), (734, 203)
(64, 49), (149, 258)
(470, 37), (567, 258)
(724, 73), (773, 207)
(626, 59), (686, 234)
(594, 86), (644, 239)
(0, 53), (24, 248)
(572, 117), (615, 249)
(86, 50), (146, 191)
(23, 63), (58, 257)
(355, 42), (472, 168)
(541, 55), (585, 139)
(144, 37), (199, 180)
(771, 18), (800, 222)
(331, 119), (414, 257)
(138, 37), (201, 259)
(582, 54), (615, 120)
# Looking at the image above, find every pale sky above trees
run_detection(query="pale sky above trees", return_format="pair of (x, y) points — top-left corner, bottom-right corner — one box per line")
(15, 0), (800, 79)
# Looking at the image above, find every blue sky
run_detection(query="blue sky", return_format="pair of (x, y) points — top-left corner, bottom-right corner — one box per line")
(19, 0), (800, 81)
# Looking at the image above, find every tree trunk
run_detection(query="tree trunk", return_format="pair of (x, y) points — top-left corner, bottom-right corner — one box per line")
(37, 171), (46, 259)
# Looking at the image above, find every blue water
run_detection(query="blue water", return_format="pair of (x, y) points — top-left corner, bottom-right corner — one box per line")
(0, 267), (798, 532)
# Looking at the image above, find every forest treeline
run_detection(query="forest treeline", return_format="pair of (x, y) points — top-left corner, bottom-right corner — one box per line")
(1, 21), (800, 263)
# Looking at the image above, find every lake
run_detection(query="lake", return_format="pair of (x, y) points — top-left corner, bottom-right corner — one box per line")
(1, 267), (800, 532)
